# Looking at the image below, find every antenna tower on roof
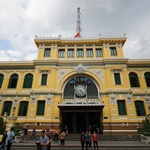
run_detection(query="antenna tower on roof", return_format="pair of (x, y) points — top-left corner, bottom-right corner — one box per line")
(76, 7), (82, 38)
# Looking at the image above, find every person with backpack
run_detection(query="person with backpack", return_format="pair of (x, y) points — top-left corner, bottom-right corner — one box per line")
(7, 127), (15, 150)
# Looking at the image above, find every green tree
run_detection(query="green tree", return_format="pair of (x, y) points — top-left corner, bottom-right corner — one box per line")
(139, 118), (150, 136)
(13, 122), (24, 136)
(0, 117), (4, 134)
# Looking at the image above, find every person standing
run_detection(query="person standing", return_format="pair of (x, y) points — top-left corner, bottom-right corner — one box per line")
(0, 131), (7, 149)
(23, 126), (28, 142)
(36, 130), (49, 150)
(7, 127), (15, 150)
(85, 131), (89, 150)
(59, 131), (66, 148)
(88, 131), (92, 150)
(92, 131), (98, 149)
(46, 129), (52, 150)
(54, 128), (59, 142)
(80, 131), (85, 150)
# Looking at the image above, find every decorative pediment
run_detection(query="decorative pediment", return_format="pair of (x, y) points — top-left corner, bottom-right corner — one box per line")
(74, 64), (87, 73)
(126, 93), (132, 104)
(46, 94), (52, 104)
(31, 94), (37, 104)
(109, 93), (116, 104)
(145, 95), (150, 105)
(13, 96), (19, 106)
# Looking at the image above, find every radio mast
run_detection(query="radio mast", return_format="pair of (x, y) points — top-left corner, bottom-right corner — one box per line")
(75, 7), (82, 38)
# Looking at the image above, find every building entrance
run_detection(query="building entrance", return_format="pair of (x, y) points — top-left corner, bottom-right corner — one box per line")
(61, 111), (101, 133)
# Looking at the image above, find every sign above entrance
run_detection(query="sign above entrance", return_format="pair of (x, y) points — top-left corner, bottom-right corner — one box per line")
(69, 77), (92, 85)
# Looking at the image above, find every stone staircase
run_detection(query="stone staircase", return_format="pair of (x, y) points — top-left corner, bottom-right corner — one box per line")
(27, 134), (141, 141)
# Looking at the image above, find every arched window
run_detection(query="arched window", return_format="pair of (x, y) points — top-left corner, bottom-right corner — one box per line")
(135, 101), (146, 116)
(0, 74), (4, 88)
(2, 101), (12, 116)
(144, 72), (150, 87)
(18, 101), (28, 116)
(23, 74), (33, 88)
(129, 72), (140, 87)
(8, 74), (18, 88)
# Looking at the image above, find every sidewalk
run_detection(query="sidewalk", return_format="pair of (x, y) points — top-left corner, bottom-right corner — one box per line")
(12, 140), (150, 148)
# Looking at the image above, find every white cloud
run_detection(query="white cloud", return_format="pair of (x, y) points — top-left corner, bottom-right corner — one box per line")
(0, 0), (150, 61)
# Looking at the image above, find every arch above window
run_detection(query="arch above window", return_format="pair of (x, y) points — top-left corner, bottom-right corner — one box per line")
(129, 72), (140, 87)
(144, 72), (150, 87)
(0, 74), (4, 88)
(8, 74), (18, 88)
(23, 73), (33, 88)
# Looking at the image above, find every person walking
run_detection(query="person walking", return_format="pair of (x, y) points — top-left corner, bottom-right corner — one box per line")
(46, 129), (52, 150)
(7, 127), (15, 150)
(36, 130), (49, 150)
(59, 131), (66, 148)
(80, 131), (85, 150)
(92, 131), (98, 149)
(0, 131), (7, 149)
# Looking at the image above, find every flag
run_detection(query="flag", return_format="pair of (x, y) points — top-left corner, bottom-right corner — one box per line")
(74, 32), (80, 38)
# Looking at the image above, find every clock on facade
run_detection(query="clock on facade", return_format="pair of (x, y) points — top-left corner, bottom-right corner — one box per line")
(75, 84), (86, 97)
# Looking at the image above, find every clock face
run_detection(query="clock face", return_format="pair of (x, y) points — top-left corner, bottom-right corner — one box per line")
(75, 84), (86, 97)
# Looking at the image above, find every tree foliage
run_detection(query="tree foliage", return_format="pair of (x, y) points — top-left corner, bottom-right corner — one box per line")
(139, 118), (150, 136)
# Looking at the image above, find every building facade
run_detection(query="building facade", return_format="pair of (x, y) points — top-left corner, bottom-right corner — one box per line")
(0, 35), (150, 134)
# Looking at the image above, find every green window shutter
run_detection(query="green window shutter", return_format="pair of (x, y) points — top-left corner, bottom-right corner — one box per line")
(0, 74), (4, 88)
(41, 74), (47, 85)
(110, 47), (117, 56)
(2, 102), (12, 116)
(117, 100), (126, 115)
(135, 101), (146, 116)
(129, 73), (140, 87)
(36, 101), (45, 115)
(8, 74), (18, 88)
(18, 102), (28, 116)
(114, 73), (121, 85)
(145, 72), (150, 87)
(23, 74), (33, 88)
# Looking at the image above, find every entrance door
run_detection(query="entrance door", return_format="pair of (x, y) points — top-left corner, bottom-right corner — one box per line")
(61, 111), (101, 133)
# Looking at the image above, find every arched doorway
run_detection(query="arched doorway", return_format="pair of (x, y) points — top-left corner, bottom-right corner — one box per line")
(58, 76), (104, 133)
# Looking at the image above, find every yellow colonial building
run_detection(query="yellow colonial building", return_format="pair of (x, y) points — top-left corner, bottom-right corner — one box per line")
(0, 35), (150, 135)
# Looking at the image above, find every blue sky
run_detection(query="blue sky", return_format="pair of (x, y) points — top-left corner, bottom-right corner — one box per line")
(0, 0), (150, 61)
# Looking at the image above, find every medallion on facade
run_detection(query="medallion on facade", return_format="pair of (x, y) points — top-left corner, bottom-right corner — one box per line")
(31, 94), (36, 104)
(145, 95), (150, 105)
(46, 94), (52, 104)
(13, 96), (19, 106)
(110, 93), (116, 104)
(74, 64), (87, 73)
(126, 93), (132, 104)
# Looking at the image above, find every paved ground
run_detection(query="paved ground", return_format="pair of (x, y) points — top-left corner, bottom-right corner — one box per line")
(8, 140), (150, 150)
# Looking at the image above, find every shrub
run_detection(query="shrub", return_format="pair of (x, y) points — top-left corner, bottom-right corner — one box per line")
(13, 122), (24, 136)
(139, 118), (150, 136)
(0, 117), (4, 134)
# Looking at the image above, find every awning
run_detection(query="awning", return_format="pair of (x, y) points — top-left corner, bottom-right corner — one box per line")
(57, 103), (105, 111)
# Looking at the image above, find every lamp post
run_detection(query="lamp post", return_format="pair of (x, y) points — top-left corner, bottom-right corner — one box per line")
(4, 112), (8, 131)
